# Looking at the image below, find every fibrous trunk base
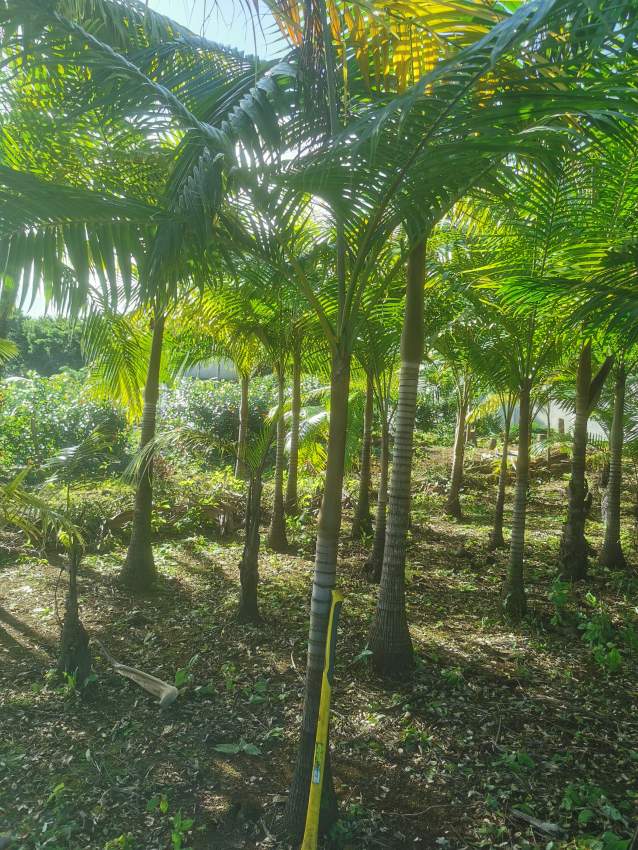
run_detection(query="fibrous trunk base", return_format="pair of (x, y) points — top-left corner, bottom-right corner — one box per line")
(58, 614), (91, 685)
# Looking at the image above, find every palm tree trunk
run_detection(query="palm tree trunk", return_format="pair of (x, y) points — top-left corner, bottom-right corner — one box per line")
(599, 362), (627, 569)
(366, 413), (389, 582)
(238, 475), (263, 623)
(489, 404), (513, 550)
(58, 540), (91, 684)
(368, 239), (426, 676)
(284, 348), (350, 840)
(559, 343), (591, 580)
(446, 386), (469, 519)
(267, 365), (288, 552)
(352, 371), (374, 537)
(121, 312), (165, 590)
(235, 372), (250, 479)
(502, 379), (531, 621)
(285, 345), (302, 515)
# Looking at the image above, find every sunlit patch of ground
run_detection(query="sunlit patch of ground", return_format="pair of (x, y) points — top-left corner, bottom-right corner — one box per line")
(1, 453), (637, 849)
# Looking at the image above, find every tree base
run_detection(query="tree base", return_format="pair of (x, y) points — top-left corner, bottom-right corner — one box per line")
(266, 517), (288, 553)
(238, 595), (261, 625)
(502, 585), (527, 622)
(58, 615), (92, 685)
(487, 529), (506, 550)
(598, 542), (627, 571)
(558, 533), (588, 582)
(284, 718), (338, 841)
(352, 514), (373, 540)
(284, 499), (299, 518)
(364, 554), (382, 583)
(445, 497), (462, 520)
(369, 619), (414, 678)
(121, 543), (157, 591)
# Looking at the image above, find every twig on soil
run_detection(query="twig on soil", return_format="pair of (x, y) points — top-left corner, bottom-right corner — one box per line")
(382, 804), (447, 818)
(509, 809), (565, 837)
(492, 714), (502, 749)
(289, 649), (304, 682)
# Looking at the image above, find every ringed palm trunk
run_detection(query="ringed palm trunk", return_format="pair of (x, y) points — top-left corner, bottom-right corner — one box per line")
(235, 372), (250, 479)
(368, 239), (426, 676)
(285, 345), (302, 515)
(267, 365), (288, 552)
(366, 413), (390, 582)
(285, 348), (350, 839)
(121, 312), (165, 590)
(559, 343), (592, 580)
(238, 474), (263, 623)
(599, 363), (627, 569)
(446, 386), (469, 519)
(352, 371), (374, 537)
(502, 378), (531, 621)
(489, 404), (513, 550)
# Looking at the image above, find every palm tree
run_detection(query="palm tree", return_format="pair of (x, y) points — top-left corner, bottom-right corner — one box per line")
(458, 161), (589, 619)
(5, 0), (638, 836)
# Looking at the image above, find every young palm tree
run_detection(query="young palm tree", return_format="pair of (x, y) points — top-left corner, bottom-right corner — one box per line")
(458, 162), (588, 619)
(354, 282), (403, 579)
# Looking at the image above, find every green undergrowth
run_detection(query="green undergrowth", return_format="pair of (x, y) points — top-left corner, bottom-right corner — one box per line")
(0, 455), (636, 850)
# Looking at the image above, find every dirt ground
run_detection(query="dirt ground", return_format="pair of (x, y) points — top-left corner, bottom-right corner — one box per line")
(1, 458), (637, 850)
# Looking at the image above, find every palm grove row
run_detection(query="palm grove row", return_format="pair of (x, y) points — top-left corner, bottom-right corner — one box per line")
(2, 0), (638, 839)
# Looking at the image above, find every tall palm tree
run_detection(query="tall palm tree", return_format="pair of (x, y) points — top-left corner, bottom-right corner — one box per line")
(5, 0), (638, 836)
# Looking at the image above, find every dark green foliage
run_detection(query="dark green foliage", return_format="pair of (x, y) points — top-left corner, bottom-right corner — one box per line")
(159, 376), (277, 465)
(0, 371), (128, 475)
(6, 314), (84, 376)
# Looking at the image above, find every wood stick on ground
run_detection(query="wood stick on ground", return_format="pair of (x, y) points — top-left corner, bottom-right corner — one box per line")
(510, 809), (565, 837)
(94, 638), (179, 708)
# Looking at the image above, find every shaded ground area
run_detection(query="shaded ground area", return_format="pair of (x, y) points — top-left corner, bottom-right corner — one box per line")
(1, 456), (637, 850)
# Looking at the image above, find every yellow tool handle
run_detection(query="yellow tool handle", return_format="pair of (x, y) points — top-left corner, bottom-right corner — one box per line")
(300, 589), (343, 850)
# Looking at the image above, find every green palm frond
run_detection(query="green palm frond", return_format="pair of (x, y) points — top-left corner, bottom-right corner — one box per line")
(82, 310), (151, 419)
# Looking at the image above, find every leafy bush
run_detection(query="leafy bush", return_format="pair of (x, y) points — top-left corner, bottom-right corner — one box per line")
(159, 375), (277, 464)
(0, 371), (129, 477)
(5, 314), (85, 376)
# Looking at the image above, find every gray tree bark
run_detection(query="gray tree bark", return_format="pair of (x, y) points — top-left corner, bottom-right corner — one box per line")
(368, 239), (426, 676)
(489, 402), (513, 550)
(366, 414), (389, 582)
(285, 345), (302, 515)
(599, 362), (627, 569)
(502, 379), (531, 621)
(559, 345), (612, 580)
(121, 312), (165, 590)
(239, 475), (263, 623)
(235, 373), (250, 479)
(352, 371), (374, 537)
(284, 349), (350, 839)
(446, 383), (470, 519)
(58, 541), (91, 684)
(267, 365), (288, 552)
